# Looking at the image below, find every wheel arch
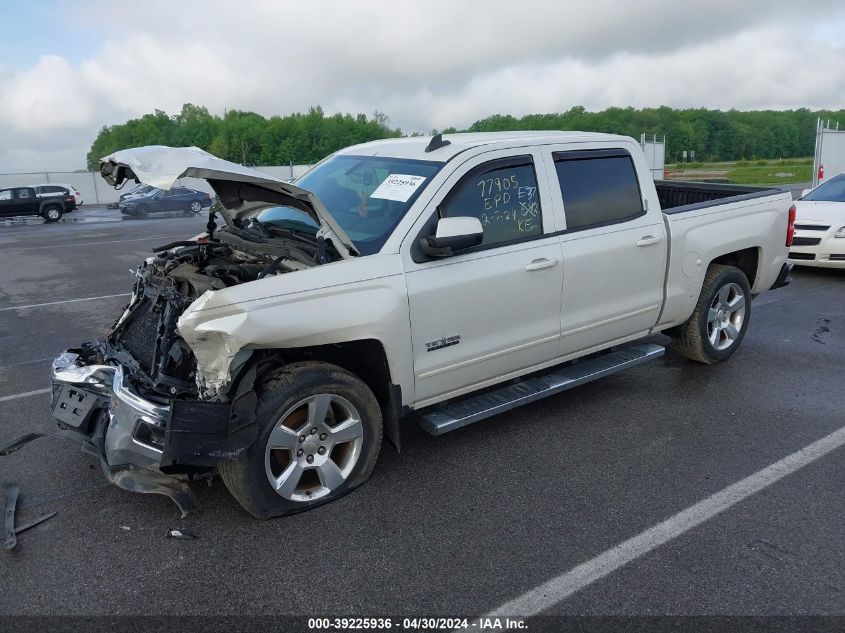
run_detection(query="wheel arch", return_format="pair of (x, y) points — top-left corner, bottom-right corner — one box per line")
(233, 339), (404, 452)
(709, 247), (760, 291)
(39, 200), (65, 214)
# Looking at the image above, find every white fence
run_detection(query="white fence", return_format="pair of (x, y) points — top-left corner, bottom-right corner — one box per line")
(0, 164), (314, 205)
(640, 133), (666, 181)
(813, 119), (845, 187)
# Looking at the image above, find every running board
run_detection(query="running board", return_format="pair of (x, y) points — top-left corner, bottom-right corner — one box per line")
(419, 343), (665, 436)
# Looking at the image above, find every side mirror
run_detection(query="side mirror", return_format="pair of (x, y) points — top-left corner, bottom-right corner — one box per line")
(800, 188), (811, 198)
(419, 216), (483, 258)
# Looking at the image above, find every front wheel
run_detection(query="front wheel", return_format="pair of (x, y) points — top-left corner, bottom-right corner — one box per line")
(42, 205), (63, 222)
(670, 264), (752, 364)
(189, 200), (202, 214)
(219, 362), (383, 519)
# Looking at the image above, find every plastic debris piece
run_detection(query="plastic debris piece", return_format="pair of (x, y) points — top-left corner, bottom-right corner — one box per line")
(166, 528), (197, 540)
(3, 485), (19, 550)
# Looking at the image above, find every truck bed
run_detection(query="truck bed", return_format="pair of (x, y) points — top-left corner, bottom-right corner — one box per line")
(656, 181), (779, 214)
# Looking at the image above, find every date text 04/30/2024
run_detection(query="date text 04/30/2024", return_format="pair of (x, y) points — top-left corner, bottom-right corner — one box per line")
(307, 617), (527, 630)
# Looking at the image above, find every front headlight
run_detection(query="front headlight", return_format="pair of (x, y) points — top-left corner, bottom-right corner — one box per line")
(835, 226), (845, 239)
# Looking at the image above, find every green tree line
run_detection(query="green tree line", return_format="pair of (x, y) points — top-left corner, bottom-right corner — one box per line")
(86, 104), (402, 170)
(454, 106), (844, 163)
(88, 104), (845, 169)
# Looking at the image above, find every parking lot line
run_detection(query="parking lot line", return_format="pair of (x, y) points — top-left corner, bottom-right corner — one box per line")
(487, 424), (845, 617)
(0, 293), (129, 312)
(2, 235), (175, 252)
(0, 388), (50, 403)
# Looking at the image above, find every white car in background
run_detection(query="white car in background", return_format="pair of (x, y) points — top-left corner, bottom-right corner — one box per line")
(788, 173), (845, 268)
(33, 183), (83, 207)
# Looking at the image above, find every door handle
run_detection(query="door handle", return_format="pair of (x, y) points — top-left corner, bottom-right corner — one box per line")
(636, 235), (663, 247)
(525, 257), (559, 271)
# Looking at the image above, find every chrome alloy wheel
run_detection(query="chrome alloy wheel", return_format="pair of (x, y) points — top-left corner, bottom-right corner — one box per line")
(46, 207), (61, 220)
(707, 282), (746, 350)
(264, 394), (364, 502)
(190, 200), (202, 213)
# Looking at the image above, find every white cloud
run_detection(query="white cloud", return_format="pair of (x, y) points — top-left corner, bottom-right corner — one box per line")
(1, 0), (844, 170)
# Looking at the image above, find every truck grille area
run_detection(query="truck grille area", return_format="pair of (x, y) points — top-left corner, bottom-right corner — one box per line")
(794, 224), (830, 231)
(118, 298), (161, 374)
(109, 288), (197, 398)
(789, 252), (815, 260)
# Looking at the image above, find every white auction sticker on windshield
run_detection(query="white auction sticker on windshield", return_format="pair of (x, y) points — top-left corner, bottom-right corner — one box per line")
(370, 174), (427, 202)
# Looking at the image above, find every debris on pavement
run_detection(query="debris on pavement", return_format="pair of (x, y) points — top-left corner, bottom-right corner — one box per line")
(3, 485), (58, 551)
(14, 512), (56, 536)
(0, 433), (45, 457)
(3, 485), (19, 550)
(166, 528), (197, 540)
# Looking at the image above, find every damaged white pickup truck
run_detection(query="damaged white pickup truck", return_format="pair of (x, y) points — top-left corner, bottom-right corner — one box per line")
(49, 133), (794, 518)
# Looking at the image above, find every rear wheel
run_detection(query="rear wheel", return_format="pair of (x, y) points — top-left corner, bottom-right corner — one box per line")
(220, 362), (383, 519)
(670, 264), (751, 364)
(42, 205), (62, 222)
(189, 199), (202, 214)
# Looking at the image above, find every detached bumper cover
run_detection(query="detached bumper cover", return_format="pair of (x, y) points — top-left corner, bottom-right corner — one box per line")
(49, 351), (258, 514)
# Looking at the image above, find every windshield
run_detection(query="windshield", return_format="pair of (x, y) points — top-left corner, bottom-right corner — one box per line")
(254, 206), (320, 234)
(802, 174), (845, 202)
(295, 154), (443, 255)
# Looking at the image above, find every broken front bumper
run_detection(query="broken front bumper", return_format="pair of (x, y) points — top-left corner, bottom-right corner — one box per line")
(50, 351), (252, 515)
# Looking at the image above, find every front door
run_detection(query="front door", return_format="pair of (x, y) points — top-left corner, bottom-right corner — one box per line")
(404, 152), (564, 407)
(0, 190), (13, 217)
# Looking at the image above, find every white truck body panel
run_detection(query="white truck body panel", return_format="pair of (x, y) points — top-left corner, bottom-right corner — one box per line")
(110, 133), (790, 410)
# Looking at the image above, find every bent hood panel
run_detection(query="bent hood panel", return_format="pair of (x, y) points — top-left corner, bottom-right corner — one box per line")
(100, 145), (356, 253)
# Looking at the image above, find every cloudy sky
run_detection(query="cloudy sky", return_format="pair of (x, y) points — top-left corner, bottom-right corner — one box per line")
(2, 0), (845, 171)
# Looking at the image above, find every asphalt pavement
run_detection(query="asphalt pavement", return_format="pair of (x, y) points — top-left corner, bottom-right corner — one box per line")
(0, 206), (843, 619)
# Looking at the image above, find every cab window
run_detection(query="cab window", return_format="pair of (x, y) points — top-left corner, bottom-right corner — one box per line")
(15, 189), (32, 199)
(440, 158), (542, 247)
(554, 150), (644, 231)
(0, 190), (11, 201)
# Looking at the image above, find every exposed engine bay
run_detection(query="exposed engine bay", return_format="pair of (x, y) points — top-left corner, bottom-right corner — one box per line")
(98, 219), (335, 402)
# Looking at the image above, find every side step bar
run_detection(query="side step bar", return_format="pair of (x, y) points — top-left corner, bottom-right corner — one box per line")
(419, 343), (665, 436)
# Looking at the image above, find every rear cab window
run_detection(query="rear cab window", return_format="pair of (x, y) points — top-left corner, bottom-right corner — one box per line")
(440, 156), (542, 247)
(554, 149), (644, 231)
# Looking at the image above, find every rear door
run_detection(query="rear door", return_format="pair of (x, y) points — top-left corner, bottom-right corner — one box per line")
(403, 150), (564, 406)
(13, 188), (37, 216)
(168, 188), (190, 211)
(544, 147), (667, 356)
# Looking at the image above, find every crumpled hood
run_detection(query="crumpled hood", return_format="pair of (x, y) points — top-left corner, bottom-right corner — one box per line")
(100, 145), (357, 254)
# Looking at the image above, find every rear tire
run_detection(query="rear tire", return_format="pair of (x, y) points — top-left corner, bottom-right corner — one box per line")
(670, 264), (751, 364)
(42, 205), (62, 222)
(189, 200), (202, 214)
(220, 362), (383, 519)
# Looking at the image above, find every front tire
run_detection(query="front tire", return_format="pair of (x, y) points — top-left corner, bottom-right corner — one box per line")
(220, 362), (383, 519)
(42, 205), (63, 222)
(189, 199), (202, 214)
(671, 264), (751, 364)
